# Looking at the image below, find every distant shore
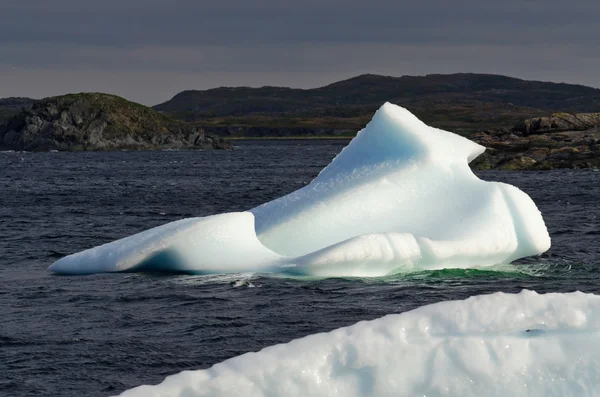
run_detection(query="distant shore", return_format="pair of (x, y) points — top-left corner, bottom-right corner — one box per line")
(225, 136), (353, 140)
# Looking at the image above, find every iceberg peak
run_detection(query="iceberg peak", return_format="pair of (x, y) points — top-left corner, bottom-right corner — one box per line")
(251, 103), (543, 261)
(368, 102), (484, 162)
(311, 103), (486, 187)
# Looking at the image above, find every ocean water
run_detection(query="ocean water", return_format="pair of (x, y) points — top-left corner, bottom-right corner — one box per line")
(1, 140), (599, 397)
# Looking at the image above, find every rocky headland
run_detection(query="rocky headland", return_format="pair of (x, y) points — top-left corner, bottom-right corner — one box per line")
(471, 113), (600, 170)
(0, 93), (231, 151)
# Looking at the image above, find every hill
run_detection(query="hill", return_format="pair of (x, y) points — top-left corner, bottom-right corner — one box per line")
(0, 93), (230, 151)
(154, 73), (600, 136)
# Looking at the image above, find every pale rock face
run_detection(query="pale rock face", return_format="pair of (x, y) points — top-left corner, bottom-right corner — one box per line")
(49, 102), (550, 277)
(117, 290), (600, 397)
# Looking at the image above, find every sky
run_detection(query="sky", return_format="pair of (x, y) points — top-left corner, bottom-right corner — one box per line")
(1, 0), (599, 106)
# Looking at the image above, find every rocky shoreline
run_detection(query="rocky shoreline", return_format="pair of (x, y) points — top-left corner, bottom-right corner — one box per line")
(471, 114), (600, 170)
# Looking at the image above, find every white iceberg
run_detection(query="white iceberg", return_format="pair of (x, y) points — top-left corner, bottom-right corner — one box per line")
(49, 103), (550, 277)
(117, 290), (600, 397)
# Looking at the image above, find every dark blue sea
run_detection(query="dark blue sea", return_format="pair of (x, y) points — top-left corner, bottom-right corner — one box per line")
(1, 140), (599, 397)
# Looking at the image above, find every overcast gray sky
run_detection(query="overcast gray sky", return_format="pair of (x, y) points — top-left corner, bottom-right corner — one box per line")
(1, 0), (598, 105)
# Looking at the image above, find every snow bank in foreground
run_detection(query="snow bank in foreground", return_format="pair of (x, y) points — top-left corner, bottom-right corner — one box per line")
(118, 290), (600, 397)
(49, 102), (550, 276)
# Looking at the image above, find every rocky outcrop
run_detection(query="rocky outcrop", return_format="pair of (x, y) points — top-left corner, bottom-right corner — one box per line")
(0, 93), (231, 151)
(471, 113), (600, 170)
(513, 113), (600, 135)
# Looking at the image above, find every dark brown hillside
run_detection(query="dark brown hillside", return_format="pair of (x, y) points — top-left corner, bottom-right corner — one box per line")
(154, 73), (600, 135)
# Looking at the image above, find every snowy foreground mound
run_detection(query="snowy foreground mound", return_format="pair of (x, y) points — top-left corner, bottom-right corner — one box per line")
(118, 291), (600, 397)
(49, 103), (550, 276)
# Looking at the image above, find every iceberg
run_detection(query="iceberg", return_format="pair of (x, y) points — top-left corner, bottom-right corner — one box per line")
(49, 103), (550, 276)
(117, 290), (600, 397)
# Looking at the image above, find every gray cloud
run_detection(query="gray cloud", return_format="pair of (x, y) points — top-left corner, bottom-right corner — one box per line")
(2, 1), (599, 46)
(0, 0), (598, 105)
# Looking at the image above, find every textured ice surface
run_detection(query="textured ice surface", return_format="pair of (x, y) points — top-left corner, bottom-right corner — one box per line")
(49, 103), (550, 276)
(118, 290), (600, 397)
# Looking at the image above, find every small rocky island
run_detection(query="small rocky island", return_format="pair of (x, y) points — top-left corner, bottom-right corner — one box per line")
(0, 93), (231, 151)
(471, 113), (600, 170)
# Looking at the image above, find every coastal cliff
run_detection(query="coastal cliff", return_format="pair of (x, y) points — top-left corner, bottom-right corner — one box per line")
(0, 93), (231, 151)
